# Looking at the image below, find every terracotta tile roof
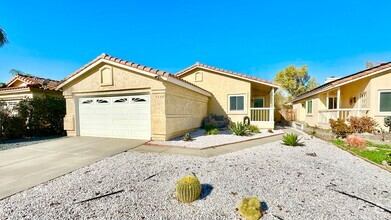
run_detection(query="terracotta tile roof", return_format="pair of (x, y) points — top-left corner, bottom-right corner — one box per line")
(0, 86), (30, 92)
(59, 53), (211, 95)
(176, 62), (279, 87)
(293, 61), (391, 102)
(6, 74), (60, 90)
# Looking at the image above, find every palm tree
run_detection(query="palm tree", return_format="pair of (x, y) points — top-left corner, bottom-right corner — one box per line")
(0, 27), (8, 47)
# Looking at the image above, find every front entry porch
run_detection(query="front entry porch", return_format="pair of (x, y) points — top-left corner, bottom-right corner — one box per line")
(249, 84), (275, 128)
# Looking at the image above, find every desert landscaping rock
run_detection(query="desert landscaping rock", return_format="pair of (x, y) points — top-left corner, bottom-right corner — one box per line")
(1, 135), (390, 219)
(0, 136), (66, 151)
(149, 129), (285, 149)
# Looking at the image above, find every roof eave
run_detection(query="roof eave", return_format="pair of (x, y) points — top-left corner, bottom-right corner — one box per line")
(177, 65), (279, 89)
(292, 64), (391, 103)
(57, 58), (212, 97)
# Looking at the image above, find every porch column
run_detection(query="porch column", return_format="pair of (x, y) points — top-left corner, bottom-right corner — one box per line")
(337, 87), (341, 119)
(270, 88), (274, 121)
(337, 87), (340, 109)
(326, 92), (329, 109)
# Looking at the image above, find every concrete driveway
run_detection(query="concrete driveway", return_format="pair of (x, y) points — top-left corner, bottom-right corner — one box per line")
(0, 137), (146, 200)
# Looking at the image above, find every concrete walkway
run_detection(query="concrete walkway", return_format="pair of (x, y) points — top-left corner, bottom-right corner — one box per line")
(132, 128), (300, 157)
(0, 137), (145, 200)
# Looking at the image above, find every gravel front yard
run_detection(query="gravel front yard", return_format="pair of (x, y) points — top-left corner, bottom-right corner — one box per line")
(0, 136), (67, 151)
(148, 129), (284, 149)
(1, 135), (390, 219)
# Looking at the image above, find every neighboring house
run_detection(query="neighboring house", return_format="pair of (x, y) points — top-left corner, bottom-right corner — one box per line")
(292, 62), (391, 130)
(57, 53), (278, 140)
(0, 74), (61, 110)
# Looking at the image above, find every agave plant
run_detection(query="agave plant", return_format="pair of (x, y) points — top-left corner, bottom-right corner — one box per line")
(230, 122), (249, 136)
(282, 133), (303, 146)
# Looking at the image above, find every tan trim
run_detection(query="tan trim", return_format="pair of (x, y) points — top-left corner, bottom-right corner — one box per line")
(180, 66), (279, 88)
(57, 59), (211, 97)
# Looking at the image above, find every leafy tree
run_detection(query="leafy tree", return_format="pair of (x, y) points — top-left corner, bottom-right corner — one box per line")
(274, 89), (291, 110)
(0, 27), (8, 47)
(274, 65), (319, 97)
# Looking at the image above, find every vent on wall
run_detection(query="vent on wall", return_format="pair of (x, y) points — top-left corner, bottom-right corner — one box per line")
(100, 66), (113, 86)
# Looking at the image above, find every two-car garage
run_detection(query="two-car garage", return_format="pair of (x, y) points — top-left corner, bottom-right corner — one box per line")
(58, 53), (210, 141)
(78, 94), (150, 140)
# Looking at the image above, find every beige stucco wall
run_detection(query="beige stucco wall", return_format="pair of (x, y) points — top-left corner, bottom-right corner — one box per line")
(0, 88), (61, 102)
(165, 82), (208, 139)
(181, 69), (251, 123)
(368, 69), (391, 130)
(61, 62), (208, 140)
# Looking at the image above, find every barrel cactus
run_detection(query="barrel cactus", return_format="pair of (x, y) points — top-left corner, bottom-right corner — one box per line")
(176, 175), (202, 203)
(237, 196), (262, 220)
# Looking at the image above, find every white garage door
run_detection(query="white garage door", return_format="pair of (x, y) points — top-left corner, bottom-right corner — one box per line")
(78, 94), (150, 140)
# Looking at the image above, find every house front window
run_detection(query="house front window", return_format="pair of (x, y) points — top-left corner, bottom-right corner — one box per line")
(379, 90), (391, 113)
(328, 97), (338, 109)
(253, 98), (264, 108)
(229, 95), (245, 111)
(306, 100), (313, 114)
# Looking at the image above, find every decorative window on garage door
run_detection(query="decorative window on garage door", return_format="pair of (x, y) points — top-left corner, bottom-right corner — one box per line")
(132, 97), (146, 103)
(96, 99), (109, 104)
(113, 98), (128, 104)
(81, 99), (93, 104)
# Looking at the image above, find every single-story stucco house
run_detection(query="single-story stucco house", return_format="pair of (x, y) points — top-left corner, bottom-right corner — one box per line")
(0, 74), (61, 109)
(57, 53), (279, 140)
(292, 61), (391, 130)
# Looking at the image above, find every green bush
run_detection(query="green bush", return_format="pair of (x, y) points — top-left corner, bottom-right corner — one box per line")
(329, 118), (352, 138)
(18, 96), (66, 136)
(0, 107), (26, 140)
(205, 128), (219, 135)
(247, 125), (260, 133)
(204, 124), (219, 135)
(282, 133), (303, 146)
(230, 122), (249, 136)
(182, 133), (192, 141)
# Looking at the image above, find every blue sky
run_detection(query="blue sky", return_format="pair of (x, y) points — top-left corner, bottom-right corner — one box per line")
(1, 0), (390, 84)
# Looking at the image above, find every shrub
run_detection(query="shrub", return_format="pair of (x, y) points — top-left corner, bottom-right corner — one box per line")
(348, 116), (378, 133)
(385, 116), (391, 132)
(182, 133), (192, 141)
(206, 128), (219, 135)
(247, 125), (260, 133)
(237, 196), (262, 220)
(204, 124), (219, 135)
(176, 175), (202, 203)
(0, 107), (26, 140)
(282, 133), (303, 146)
(310, 129), (317, 136)
(18, 96), (66, 136)
(230, 122), (249, 136)
(386, 155), (391, 166)
(329, 118), (352, 138)
(345, 136), (367, 150)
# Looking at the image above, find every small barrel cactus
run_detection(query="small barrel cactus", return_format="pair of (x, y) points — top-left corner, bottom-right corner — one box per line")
(237, 196), (262, 220)
(176, 175), (202, 203)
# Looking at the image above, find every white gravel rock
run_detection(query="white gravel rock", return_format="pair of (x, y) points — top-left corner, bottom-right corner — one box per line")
(149, 129), (284, 149)
(1, 135), (390, 219)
